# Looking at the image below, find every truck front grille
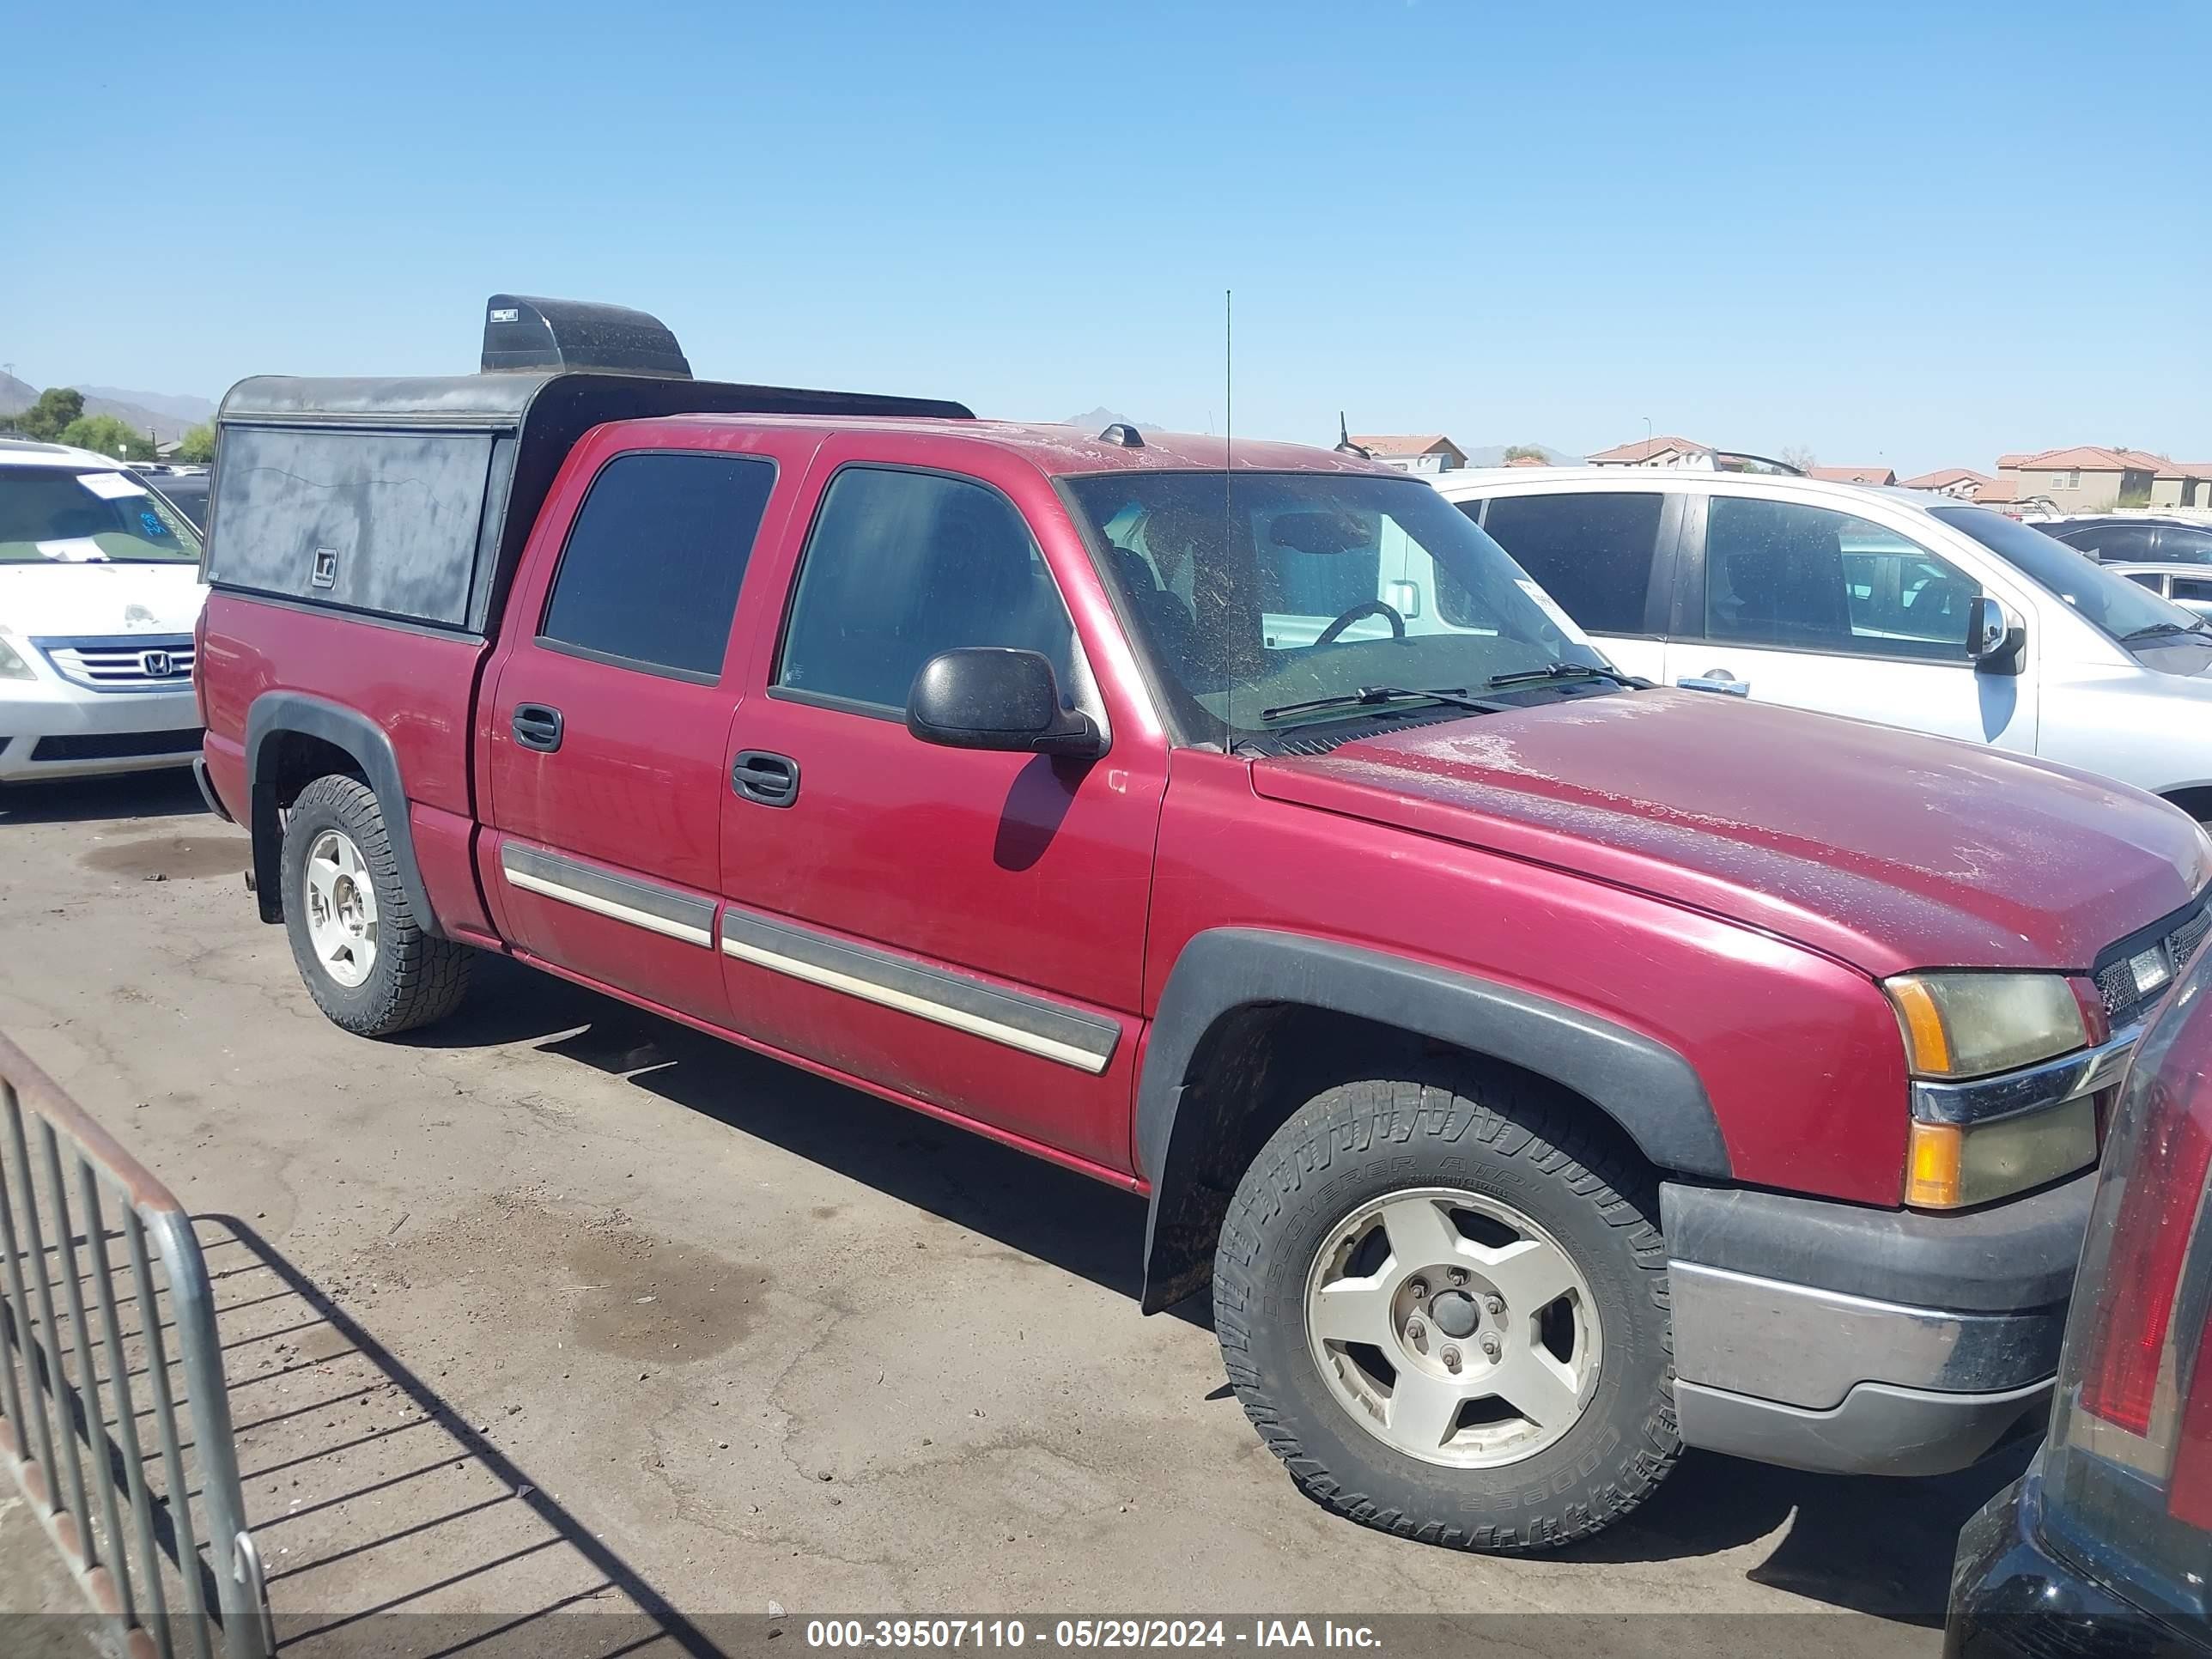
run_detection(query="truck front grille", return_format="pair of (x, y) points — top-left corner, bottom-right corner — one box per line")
(34, 635), (196, 692)
(2094, 894), (2212, 1029)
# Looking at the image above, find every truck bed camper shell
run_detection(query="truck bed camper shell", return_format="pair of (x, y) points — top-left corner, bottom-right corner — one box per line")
(204, 294), (972, 635)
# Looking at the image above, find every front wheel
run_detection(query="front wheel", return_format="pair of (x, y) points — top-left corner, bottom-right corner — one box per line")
(281, 773), (471, 1036)
(1213, 1068), (1680, 1551)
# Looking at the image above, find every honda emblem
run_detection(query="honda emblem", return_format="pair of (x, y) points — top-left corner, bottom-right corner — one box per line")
(141, 650), (174, 678)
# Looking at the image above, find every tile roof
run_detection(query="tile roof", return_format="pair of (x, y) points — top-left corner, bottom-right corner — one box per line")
(2010, 446), (2171, 473)
(1808, 465), (1896, 485)
(1349, 434), (1465, 459)
(1900, 468), (1993, 489)
(1587, 434), (1710, 463)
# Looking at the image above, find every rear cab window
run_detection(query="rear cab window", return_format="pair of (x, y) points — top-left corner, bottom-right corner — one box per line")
(538, 450), (777, 679)
(0, 465), (201, 564)
(1456, 492), (1663, 635)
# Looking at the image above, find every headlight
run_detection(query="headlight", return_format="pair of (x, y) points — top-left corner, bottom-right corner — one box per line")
(1887, 970), (2099, 1208)
(1905, 1099), (2099, 1209)
(0, 635), (34, 681)
(1884, 970), (2087, 1079)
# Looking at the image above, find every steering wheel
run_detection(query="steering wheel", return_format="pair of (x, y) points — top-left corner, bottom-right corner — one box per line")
(1314, 599), (1407, 646)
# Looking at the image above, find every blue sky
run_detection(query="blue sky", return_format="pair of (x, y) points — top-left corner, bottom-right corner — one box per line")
(8, 1), (2208, 474)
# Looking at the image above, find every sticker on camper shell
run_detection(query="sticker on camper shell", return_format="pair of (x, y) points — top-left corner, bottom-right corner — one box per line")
(489, 307), (520, 324)
(76, 471), (147, 501)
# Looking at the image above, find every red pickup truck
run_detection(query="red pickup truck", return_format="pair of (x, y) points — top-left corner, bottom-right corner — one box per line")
(194, 297), (2212, 1551)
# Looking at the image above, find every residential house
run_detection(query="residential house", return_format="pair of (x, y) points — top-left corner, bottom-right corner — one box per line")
(1505, 453), (1550, 467)
(1900, 467), (1993, 500)
(1588, 434), (1714, 468)
(1996, 447), (2212, 513)
(1350, 434), (1468, 476)
(1808, 465), (1897, 485)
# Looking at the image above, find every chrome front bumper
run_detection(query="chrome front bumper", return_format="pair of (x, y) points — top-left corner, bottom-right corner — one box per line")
(1662, 1169), (2097, 1476)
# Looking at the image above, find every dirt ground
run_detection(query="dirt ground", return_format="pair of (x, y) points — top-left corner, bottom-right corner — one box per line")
(0, 771), (2026, 1655)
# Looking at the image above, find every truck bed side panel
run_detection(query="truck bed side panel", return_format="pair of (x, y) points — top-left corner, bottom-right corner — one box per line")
(198, 592), (491, 933)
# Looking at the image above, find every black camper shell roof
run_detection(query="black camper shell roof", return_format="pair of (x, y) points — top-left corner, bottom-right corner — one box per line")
(206, 297), (973, 635)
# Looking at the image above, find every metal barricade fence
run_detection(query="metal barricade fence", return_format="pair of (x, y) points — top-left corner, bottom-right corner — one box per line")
(0, 1033), (270, 1659)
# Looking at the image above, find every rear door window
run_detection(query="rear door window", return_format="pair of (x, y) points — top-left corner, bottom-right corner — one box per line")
(538, 450), (776, 678)
(1464, 492), (1661, 635)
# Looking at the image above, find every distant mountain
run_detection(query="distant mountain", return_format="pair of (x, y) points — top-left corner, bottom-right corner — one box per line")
(76, 386), (216, 428)
(1061, 405), (1162, 434)
(0, 375), (216, 442)
(1462, 443), (1578, 467)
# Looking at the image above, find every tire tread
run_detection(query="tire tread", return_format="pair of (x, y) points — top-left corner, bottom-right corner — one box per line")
(284, 774), (470, 1036)
(1213, 1065), (1680, 1553)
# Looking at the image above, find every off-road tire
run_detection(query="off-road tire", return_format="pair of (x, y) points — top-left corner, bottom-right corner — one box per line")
(1214, 1066), (1680, 1552)
(281, 773), (470, 1036)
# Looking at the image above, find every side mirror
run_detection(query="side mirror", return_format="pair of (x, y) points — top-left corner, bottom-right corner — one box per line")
(906, 648), (1106, 760)
(1966, 595), (2025, 674)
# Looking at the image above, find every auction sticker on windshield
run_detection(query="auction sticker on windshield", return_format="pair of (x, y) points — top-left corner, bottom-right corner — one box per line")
(77, 471), (148, 501)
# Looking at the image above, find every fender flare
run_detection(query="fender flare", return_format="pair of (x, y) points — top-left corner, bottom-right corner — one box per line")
(1134, 928), (1730, 1311)
(243, 691), (442, 937)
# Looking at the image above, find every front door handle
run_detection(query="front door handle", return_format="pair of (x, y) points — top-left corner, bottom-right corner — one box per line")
(732, 750), (800, 807)
(512, 703), (564, 750)
(1675, 672), (1750, 697)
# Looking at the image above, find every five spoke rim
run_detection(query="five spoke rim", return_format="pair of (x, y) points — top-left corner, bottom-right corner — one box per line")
(302, 829), (379, 988)
(1304, 1187), (1600, 1468)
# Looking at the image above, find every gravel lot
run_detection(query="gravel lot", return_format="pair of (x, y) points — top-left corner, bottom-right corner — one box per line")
(0, 771), (2026, 1654)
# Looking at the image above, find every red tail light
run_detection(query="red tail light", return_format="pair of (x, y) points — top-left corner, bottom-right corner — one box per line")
(2171, 1315), (2212, 1529)
(2076, 1068), (2210, 1436)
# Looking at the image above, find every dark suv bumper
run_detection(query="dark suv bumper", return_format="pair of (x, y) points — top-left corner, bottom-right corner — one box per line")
(1662, 1172), (2094, 1476)
(1945, 1453), (2210, 1658)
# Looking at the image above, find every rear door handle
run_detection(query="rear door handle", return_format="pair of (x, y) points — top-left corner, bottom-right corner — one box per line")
(1675, 672), (1750, 697)
(512, 703), (564, 751)
(732, 750), (800, 807)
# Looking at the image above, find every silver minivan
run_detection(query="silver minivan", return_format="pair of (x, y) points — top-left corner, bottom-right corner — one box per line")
(1425, 468), (2212, 822)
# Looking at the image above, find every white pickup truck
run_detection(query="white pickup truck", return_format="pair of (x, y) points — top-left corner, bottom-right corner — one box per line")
(0, 439), (207, 784)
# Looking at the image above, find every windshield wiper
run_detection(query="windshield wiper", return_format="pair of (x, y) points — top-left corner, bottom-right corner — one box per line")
(2120, 621), (2212, 643)
(1259, 685), (1503, 723)
(1486, 660), (1647, 690)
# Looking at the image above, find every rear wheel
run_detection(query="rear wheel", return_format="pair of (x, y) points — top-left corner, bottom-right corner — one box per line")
(281, 774), (470, 1036)
(1213, 1067), (1680, 1551)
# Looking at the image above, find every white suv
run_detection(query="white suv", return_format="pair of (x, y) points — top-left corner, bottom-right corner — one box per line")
(1426, 467), (2212, 818)
(1, 440), (207, 784)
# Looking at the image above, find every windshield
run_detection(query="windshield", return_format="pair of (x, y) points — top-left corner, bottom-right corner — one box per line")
(1931, 506), (2203, 647)
(0, 467), (203, 564)
(1066, 471), (1611, 742)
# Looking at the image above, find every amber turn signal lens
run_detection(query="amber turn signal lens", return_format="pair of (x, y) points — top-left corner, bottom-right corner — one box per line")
(1906, 1121), (1965, 1208)
(1889, 977), (1954, 1075)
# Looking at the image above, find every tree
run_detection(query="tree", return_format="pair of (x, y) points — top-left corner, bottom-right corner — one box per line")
(11, 387), (86, 441)
(57, 413), (155, 461)
(1501, 444), (1550, 464)
(176, 422), (217, 464)
(1781, 444), (1818, 473)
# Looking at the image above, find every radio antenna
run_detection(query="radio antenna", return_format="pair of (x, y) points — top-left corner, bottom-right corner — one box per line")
(1222, 289), (1235, 748)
